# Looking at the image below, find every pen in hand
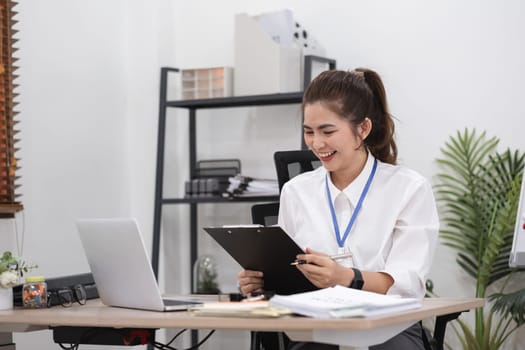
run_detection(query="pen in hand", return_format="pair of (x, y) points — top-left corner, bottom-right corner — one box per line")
(290, 252), (353, 266)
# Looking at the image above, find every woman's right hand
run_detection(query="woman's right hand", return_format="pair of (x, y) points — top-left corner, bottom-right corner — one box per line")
(237, 269), (264, 296)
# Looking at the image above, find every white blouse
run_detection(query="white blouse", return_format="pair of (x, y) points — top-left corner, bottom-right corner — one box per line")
(278, 154), (439, 298)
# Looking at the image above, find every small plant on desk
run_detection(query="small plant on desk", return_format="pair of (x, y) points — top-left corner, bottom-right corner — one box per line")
(194, 255), (221, 294)
(0, 251), (37, 288)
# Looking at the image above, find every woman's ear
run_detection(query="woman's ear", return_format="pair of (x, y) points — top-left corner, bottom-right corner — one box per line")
(358, 118), (372, 141)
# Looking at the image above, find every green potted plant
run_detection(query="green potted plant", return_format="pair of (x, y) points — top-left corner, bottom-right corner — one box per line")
(193, 255), (221, 294)
(435, 128), (525, 349)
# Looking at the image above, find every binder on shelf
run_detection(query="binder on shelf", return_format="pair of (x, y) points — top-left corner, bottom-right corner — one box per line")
(234, 10), (331, 96)
(185, 159), (241, 197)
(195, 159), (241, 178)
(234, 11), (302, 95)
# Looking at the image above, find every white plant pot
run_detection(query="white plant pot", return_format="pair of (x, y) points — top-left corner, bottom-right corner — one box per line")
(0, 288), (13, 310)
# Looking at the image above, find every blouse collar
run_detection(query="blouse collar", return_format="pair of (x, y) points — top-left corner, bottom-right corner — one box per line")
(325, 152), (376, 207)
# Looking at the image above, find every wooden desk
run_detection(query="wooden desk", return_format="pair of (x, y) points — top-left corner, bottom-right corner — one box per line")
(0, 297), (484, 349)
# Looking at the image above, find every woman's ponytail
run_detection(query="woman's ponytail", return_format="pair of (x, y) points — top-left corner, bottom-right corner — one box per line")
(359, 68), (397, 164)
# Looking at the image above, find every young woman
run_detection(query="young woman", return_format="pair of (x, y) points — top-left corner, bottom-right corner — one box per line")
(238, 69), (439, 349)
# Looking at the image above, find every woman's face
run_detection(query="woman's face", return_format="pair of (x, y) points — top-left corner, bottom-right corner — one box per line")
(303, 102), (368, 175)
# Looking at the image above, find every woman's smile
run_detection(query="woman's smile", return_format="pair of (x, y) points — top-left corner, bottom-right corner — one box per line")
(317, 150), (337, 162)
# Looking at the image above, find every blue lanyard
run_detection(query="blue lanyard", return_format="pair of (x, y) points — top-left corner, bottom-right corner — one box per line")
(325, 158), (378, 247)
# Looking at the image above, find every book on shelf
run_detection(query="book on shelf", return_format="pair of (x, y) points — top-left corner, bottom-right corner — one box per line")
(268, 285), (422, 318)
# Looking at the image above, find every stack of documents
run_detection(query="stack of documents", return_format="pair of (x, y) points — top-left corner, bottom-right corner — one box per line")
(268, 285), (422, 318)
(223, 175), (279, 198)
(189, 301), (291, 318)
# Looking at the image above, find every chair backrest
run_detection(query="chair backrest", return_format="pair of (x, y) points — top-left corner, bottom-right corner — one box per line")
(251, 202), (280, 226)
(251, 150), (319, 227)
(274, 150), (321, 191)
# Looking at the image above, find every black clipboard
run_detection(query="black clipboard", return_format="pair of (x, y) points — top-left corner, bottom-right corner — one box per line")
(203, 226), (317, 295)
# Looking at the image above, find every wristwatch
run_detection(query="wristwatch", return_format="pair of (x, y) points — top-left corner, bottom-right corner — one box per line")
(349, 268), (364, 290)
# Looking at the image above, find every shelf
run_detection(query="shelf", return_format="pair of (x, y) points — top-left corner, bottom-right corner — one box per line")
(165, 91), (303, 109)
(152, 68), (305, 287)
(162, 195), (279, 204)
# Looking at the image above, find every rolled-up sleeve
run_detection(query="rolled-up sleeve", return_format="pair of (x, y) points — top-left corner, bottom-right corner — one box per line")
(382, 178), (439, 298)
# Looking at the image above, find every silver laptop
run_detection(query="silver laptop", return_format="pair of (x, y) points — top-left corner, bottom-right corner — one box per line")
(76, 217), (202, 312)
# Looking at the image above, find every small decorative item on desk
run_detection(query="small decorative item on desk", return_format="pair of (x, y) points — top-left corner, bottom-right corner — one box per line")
(0, 251), (38, 310)
(22, 276), (47, 308)
(193, 255), (221, 294)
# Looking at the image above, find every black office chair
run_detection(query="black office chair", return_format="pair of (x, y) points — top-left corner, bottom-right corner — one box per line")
(251, 202), (280, 226)
(274, 150), (321, 192)
(251, 149), (321, 228)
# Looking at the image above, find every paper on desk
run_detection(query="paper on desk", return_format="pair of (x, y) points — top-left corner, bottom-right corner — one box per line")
(189, 301), (292, 318)
(269, 285), (421, 318)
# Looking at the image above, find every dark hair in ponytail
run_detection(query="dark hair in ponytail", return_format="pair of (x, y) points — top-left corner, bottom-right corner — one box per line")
(302, 68), (397, 165)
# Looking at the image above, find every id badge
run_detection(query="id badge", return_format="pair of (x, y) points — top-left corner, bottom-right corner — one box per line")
(337, 247), (354, 268)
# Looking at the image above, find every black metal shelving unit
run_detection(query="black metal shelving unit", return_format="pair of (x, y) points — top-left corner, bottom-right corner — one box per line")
(151, 67), (304, 283)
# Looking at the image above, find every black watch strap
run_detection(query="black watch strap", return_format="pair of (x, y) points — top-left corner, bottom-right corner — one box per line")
(349, 268), (364, 290)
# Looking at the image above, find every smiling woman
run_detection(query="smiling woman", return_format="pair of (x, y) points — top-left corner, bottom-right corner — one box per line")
(0, 0), (22, 218)
(238, 69), (440, 349)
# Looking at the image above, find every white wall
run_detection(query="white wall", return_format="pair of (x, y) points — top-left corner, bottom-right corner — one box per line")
(4, 0), (166, 348)
(1, 0), (523, 349)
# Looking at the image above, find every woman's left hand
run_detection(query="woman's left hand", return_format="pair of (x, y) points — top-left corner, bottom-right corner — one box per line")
(294, 247), (352, 288)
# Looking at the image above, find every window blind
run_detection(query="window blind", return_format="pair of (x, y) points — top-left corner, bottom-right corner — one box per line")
(0, 0), (22, 218)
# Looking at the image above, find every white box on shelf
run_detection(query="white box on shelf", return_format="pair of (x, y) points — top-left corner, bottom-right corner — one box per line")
(234, 12), (302, 96)
(181, 67), (233, 100)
